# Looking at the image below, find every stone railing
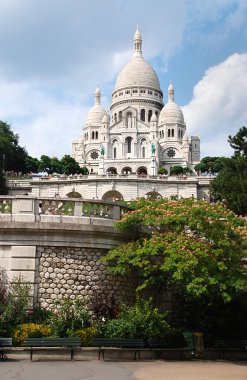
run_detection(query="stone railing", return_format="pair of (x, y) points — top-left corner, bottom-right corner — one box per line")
(0, 196), (128, 223)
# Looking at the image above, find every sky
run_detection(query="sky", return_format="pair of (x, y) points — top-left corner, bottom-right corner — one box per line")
(0, 0), (247, 159)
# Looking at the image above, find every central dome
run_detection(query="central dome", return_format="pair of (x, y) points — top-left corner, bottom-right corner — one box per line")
(114, 29), (161, 91)
(115, 56), (161, 90)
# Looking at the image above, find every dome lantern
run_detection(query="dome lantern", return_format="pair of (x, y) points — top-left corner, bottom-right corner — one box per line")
(133, 26), (142, 57)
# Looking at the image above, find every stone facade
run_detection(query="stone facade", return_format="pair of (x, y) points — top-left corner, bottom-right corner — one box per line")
(72, 29), (200, 176)
(36, 246), (137, 309)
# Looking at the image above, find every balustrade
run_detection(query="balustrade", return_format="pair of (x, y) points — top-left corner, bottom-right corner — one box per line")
(0, 196), (128, 222)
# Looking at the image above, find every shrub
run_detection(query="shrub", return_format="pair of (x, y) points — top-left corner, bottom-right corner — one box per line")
(12, 323), (52, 345)
(89, 287), (120, 321)
(158, 167), (168, 175)
(0, 275), (31, 336)
(48, 296), (91, 337)
(102, 298), (171, 340)
(70, 327), (97, 346)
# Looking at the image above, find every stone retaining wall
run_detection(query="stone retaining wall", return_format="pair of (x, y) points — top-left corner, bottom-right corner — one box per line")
(36, 246), (137, 308)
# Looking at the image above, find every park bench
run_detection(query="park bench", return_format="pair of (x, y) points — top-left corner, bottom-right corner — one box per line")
(0, 338), (12, 361)
(213, 339), (247, 360)
(148, 338), (190, 360)
(22, 337), (81, 361)
(91, 337), (146, 360)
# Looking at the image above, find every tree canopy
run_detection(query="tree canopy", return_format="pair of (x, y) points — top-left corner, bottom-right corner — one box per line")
(211, 127), (247, 215)
(102, 198), (247, 303)
(228, 126), (247, 157)
(194, 157), (227, 174)
(0, 121), (28, 173)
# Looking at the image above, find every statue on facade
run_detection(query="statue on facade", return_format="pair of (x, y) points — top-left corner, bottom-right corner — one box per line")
(100, 144), (105, 157)
(151, 143), (156, 155)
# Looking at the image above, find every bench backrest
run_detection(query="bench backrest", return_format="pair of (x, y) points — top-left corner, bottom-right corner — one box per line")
(214, 339), (247, 349)
(148, 338), (187, 349)
(23, 337), (81, 347)
(91, 338), (145, 348)
(0, 338), (12, 347)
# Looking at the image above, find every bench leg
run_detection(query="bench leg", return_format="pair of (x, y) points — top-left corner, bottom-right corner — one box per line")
(30, 348), (33, 361)
(71, 348), (74, 360)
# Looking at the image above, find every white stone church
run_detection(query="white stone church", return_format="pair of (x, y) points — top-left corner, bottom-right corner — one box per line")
(72, 29), (200, 175)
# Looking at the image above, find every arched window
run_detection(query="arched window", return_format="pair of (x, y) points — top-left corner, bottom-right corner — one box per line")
(140, 109), (145, 122)
(126, 137), (132, 153)
(119, 111), (122, 120)
(96, 131), (98, 139)
(114, 113), (117, 123)
(155, 110), (159, 117)
(92, 131), (95, 139)
(168, 129), (170, 138)
(148, 110), (152, 122)
(142, 146), (145, 158)
(172, 129), (174, 137)
(113, 147), (117, 159)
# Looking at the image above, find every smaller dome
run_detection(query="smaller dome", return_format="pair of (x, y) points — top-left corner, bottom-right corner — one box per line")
(159, 84), (184, 125)
(150, 113), (158, 122)
(85, 86), (107, 125)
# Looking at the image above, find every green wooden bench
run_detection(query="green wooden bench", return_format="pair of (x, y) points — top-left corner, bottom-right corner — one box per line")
(0, 338), (12, 361)
(148, 338), (190, 360)
(91, 337), (146, 360)
(22, 337), (81, 360)
(213, 339), (247, 359)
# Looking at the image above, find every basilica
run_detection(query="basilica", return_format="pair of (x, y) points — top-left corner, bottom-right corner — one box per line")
(72, 29), (200, 175)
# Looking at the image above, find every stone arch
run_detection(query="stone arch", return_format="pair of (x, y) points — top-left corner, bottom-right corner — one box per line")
(137, 166), (147, 175)
(106, 167), (117, 175)
(145, 191), (162, 200)
(102, 190), (123, 201)
(66, 191), (82, 198)
(121, 166), (132, 174)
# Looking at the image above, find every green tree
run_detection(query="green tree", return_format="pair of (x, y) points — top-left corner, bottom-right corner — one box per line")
(183, 167), (193, 175)
(211, 156), (247, 215)
(228, 126), (247, 156)
(39, 155), (52, 174)
(170, 165), (183, 175)
(24, 156), (40, 174)
(211, 127), (247, 215)
(60, 155), (81, 175)
(158, 167), (168, 175)
(0, 121), (27, 173)
(50, 157), (62, 174)
(194, 162), (207, 173)
(102, 198), (247, 303)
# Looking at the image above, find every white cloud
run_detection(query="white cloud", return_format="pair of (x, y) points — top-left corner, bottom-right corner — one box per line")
(0, 76), (89, 158)
(182, 53), (247, 157)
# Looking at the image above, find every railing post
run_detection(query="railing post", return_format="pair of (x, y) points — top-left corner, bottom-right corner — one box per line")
(74, 201), (82, 217)
(111, 205), (121, 220)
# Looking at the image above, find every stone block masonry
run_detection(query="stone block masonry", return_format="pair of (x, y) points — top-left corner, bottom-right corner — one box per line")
(36, 246), (137, 308)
